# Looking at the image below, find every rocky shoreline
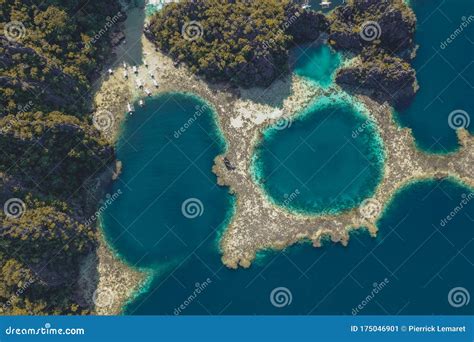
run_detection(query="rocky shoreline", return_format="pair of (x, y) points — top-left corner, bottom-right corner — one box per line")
(91, 5), (474, 311)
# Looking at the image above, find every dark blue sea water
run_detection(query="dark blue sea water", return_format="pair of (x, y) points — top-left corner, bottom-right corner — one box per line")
(101, 93), (473, 315)
(252, 94), (384, 214)
(100, 1), (474, 315)
(395, 0), (474, 152)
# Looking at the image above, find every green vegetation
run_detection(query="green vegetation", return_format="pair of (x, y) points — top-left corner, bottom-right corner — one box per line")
(0, 0), (121, 314)
(328, 0), (418, 108)
(147, 0), (328, 87)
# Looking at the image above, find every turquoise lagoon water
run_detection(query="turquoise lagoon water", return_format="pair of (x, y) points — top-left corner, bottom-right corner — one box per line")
(101, 93), (234, 268)
(101, 93), (473, 315)
(291, 44), (342, 87)
(253, 94), (384, 214)
(100, 1), (474, 315)
(395, 0), (474, 152)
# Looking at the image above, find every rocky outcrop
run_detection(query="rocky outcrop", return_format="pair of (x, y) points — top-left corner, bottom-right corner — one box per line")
(0, 37), (83, 114)
(285, 8), (329, 44)
(328, 0), (416, 58)
(336, 55), (418, 109)
(329, 0), (418, 109)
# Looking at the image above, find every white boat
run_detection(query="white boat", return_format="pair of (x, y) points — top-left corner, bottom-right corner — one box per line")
(108, 68), (113, 75)
(320, 0), (331, 8)
(123, 62), (127, 69)
(152, 79), (159, 87)
(139, 99), (144, 107)
(132, 65), (138, 74)
(123, 70), (128, 79)
(127, 102), (135, 115)
(144, 88), (151, 96)
(136, 79), (143, 88)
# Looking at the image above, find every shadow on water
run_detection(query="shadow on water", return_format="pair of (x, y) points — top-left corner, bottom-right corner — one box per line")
(395, 0), (474, 152)
(114, 0), (146, 66)
(238, 77), (293, 108)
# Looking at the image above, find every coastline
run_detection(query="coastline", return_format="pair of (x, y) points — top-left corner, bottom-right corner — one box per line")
(91, 10), (474, 311)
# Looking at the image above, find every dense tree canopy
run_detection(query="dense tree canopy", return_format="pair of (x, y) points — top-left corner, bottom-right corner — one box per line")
(147, 0), (328, 87)
(0, 0), (121, 314)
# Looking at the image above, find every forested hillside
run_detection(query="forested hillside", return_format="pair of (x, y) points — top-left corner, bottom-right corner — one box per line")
(0, 0), (122, 314)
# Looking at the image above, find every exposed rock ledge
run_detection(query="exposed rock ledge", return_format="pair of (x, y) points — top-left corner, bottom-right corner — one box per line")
(94, 36), (473, 276)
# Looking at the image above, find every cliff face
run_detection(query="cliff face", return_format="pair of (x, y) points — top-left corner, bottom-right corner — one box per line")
(0, 0), (122, 315)
(147, 0), (329, 87)
(336, 55), (418, 109)
(0, 38), (84, 115)
(328, 0), (418, 109)
(329, 0), (416, 57)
